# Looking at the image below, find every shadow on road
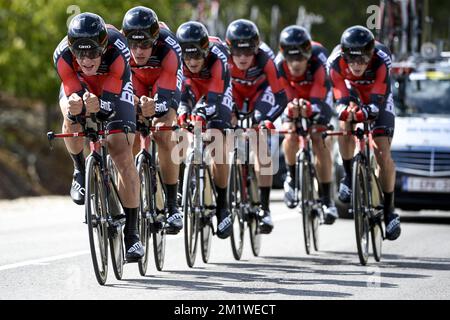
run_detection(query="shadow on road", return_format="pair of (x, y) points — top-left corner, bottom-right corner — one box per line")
(321, 251), (450, 271)
(103, 246), (446, 296)
(107, 268), (352, 298)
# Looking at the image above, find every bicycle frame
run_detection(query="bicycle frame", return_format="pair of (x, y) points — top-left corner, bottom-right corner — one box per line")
(325, 124), (385, 219)
(184, 125), (217, 225)
(278, 118), (329, 208)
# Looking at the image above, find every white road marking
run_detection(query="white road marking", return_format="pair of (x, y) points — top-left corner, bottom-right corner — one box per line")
(0, 251), (90, 271)
(0, 211), (299, 272)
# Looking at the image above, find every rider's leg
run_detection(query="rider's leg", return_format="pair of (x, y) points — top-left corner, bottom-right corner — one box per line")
(108, 133), (139, 208)
(108, 132), (144, 258)
(373, 101), (400, 240)
(60, 96), (85, 205)
(282, 120), (300, 208)
(254, 129), (274, 234)
(338, 120), (356, 202)
(208, 107), (233, 239)
(211, 132), (230, 215)
(373, 136), (395, 203)
(311, 131), (333, 202)
(312, 130), (338, 223)
(152, 108), (183, 233)
(106, 100), (143, 258)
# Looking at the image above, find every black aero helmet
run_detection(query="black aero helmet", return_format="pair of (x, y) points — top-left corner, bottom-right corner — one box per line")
(122, 6), (160, 44)
(68, 12), (108, 59)
(225, 19), (260, 53)
(176, 21), (210, 59)
(279, 25), (312, 60)
(340, 25), (375, 63)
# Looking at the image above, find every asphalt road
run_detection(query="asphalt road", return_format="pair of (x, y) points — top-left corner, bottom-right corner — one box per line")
(1, 192), (450, 300)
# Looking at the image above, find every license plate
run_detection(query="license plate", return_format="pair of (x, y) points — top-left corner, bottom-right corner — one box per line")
(402, 177), (450, 193)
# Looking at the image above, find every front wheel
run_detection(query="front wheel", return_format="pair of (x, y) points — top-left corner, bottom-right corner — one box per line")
(183, 156), (200, 267)
(85, 156), (109, 285)
(201, 168), (214, 264)
(352, 156), (370, 266)
(108, 180), (124, 280)
(136, 153), (151, 276)
(152, 166), (167, 271)
(371, 216), (383, 262)
(229, 158), (245, 261)
(247, 165), (261, 257)
(300, 157), (313, 255)
(106, 156), (125, 280)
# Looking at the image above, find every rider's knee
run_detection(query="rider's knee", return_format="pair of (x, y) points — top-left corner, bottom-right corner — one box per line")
(284, 133), (299, 146)
(109, 136), (134, 167)
(375, 147), (393, 168)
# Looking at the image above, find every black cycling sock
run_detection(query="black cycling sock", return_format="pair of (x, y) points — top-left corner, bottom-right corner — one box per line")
(260, 187), (271, 211)
(165, 183), (178, 211)
(70, 151), (85, 172)
(384, 192), (394, 217)
(342, 159), (352, 179)
(215, 186), (227, 211)
(320, 182), (332, 206)
(288, 165), (296, 182)
(124, 207), (139, 238)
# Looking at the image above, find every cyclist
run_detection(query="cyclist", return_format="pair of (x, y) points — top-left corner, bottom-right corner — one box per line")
(225, 19), (288, 234)
(122, 6), (183, 235)
(276, 25), (337, 224)
(176, 21), (234, 239)
(53, 13), (144, 260)
(328, 25), (401, 240)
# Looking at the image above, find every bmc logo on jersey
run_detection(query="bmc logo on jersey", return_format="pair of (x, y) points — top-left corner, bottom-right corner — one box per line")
(176, 68), (183, 91)
(211, 46), (228, 66)
(376, 49), (392, 68)
(222, 84), (233, 110)
(120, 81), (134, 105)
(155, 101), (169, 114)
(318, 52), (328, 65)
(114, 39), (131, 62)
(53, 40), (69, 65)
(165, 36), (182, 57)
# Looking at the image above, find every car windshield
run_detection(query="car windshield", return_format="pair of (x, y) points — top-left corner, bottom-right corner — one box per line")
(399, 77), (450, 116)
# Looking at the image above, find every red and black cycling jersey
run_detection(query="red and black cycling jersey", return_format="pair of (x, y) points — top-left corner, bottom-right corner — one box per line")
(53, 24), (134, 107)
(276, 41), (330, 107)
(180, 36), (233, 115)
(130, 26), (183, 111)
(328, 41), (392, 110)
(229, 43), (287, 117)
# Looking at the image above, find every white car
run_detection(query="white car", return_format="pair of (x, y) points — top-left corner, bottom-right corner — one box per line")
(391, 65), (450, 210)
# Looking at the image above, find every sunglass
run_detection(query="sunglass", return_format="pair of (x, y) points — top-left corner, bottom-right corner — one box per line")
(231, 47), (255, 57)
(285, 53), (309, 62)
(72, 47), (104, 60)
(128, 39), (155, 50)
(182, 50), (205, 61)
(344, 54), (372, 64)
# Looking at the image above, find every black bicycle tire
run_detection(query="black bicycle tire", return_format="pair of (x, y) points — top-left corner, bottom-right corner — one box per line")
(248, 165), (261, 257)
(153, 167), (166, 271)
(183, 155), (200, 267)
(300, 154), (312, 255)
(85, 156), (109, 285)
(229, 155), (245, 261)
(200, 168), (214, 263)
(352, 155), (370, 266)
(136, 154), (151, 276)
